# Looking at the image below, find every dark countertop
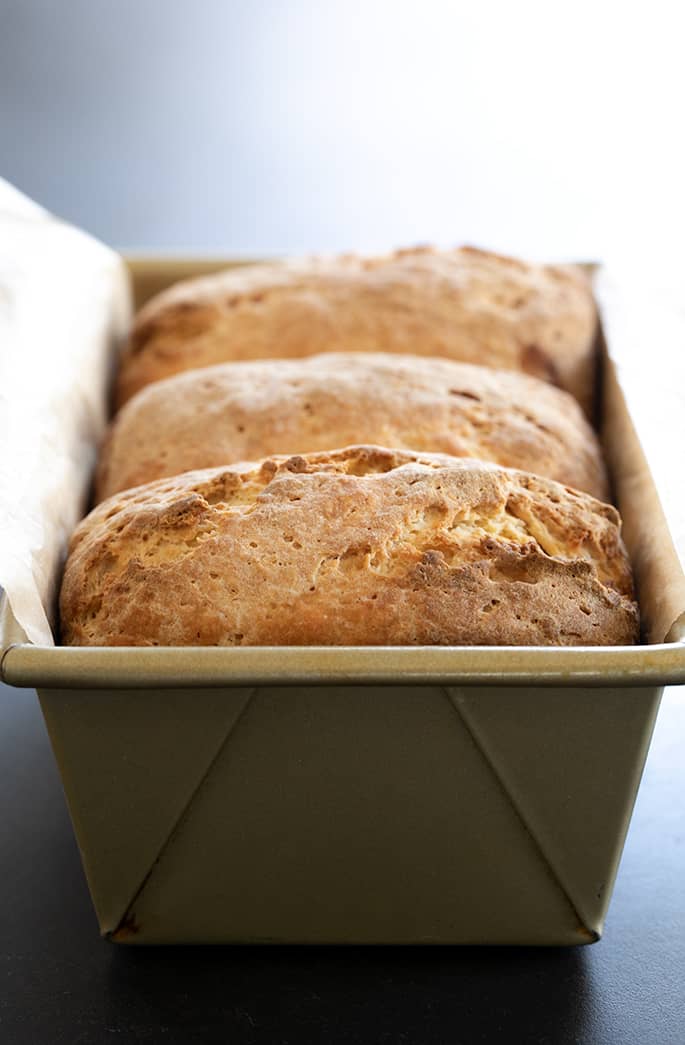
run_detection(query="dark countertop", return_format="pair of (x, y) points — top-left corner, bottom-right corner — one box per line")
(1, 682), (683, 1044)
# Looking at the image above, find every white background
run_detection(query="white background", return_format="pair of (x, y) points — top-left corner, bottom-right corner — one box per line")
(1, 0), (684, 270)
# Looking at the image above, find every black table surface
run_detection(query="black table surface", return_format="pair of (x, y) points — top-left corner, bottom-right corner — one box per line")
(1, 681), (683, 1045)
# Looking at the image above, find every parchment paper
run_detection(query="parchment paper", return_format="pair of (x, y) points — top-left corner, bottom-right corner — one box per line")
(0, 181), (131, 646)
(0, 185), (682, 646)
(594, 265), (685, 643)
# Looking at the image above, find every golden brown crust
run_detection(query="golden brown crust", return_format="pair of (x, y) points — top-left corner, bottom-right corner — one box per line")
(62, 447), (637, 648)
(115, 247), (598, 413)
(97, 353), (609, 503)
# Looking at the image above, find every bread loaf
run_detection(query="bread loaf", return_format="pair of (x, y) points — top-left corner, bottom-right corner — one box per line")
(116, 247), (597, 413)
(98, 353), (609, 502)
(61, 447), (638, 648)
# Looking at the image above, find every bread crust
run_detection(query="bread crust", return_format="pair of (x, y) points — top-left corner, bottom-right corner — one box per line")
(62, 447), (638, 648)
(98, 353), (609, 502)
(115, 247), (598, 413)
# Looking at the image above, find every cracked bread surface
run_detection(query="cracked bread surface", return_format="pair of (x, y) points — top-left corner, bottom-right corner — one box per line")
(97, 353), (609, 502)
(115, 246), (598, 413)
(61, 446), (638, 648)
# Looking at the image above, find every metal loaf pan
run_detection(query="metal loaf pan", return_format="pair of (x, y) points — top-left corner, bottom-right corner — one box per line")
(2, 256), (684, 946)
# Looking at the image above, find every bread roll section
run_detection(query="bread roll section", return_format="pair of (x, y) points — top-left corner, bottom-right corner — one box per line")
(61, 447), (638, 648)
(98, 353), (609, 503)
(116, 247), (597, 414)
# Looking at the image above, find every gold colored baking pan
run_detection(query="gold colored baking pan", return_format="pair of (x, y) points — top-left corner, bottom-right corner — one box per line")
(2, 255), (684, 946)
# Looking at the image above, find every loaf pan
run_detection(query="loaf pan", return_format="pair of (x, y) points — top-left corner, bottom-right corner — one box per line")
(2, 255), (684, 946)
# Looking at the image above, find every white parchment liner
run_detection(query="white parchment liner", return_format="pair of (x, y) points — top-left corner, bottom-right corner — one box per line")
(0, 181), (131, 645)
(0, 183), (682, 646)
(594, 265), (685, 643)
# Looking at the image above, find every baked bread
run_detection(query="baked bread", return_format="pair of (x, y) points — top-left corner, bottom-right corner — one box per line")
(115, 247), (598, 413)
(61, 446), (638, 647)
(97, 353), (609, 503)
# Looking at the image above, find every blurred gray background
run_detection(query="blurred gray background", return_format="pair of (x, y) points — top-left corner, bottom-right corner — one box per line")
(2, 0), (684, 262)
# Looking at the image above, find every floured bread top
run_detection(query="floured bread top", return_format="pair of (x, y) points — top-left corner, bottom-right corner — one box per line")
(62, 446), (638, 648)
(115, 247), (598, 413)
(98, 353), (608, 502)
